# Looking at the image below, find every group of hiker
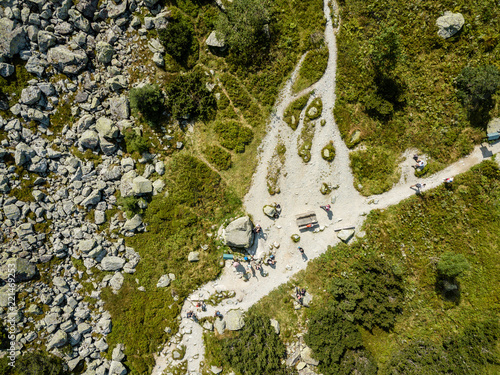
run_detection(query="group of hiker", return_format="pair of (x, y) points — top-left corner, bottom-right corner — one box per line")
(186, 305), (224, 321)
(410, 155), (455, 193)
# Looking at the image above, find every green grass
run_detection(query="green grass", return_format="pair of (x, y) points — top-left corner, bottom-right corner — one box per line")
(292, 47), (329, 93)
(249, 159), (500, 373)
(202, 145), (232, 171)
(266, 140), (286, 195)
(283, 93), (311, 130)
(321, 141), (336, 162)
(334, 0), (494, 191)
(0, 57), (34, 116)
(305, 96), (322, 120)
(350, 146), (402, 195)
(103, 153), (242, 373)
(297, 120), (315, 163)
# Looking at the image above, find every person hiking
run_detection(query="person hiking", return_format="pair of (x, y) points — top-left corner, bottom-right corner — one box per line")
(410, 183), (426, 192)
(444, 177), (454, 184)
(320, 204), (331, 212)
(298, 247), (304, 254)
(201, 302), (207, 312)
(215, 311), (222, 318)
(413, 154), (419, 162)
(254, 224), (261, 233)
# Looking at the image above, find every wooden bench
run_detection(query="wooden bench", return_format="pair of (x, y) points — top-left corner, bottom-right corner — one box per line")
(487, 132), (500, 142)
(296, 211), (318, 229)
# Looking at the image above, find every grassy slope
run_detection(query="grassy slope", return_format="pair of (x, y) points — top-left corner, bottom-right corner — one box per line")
(334, 0), (500, 195)
(250, 160), (500, 372)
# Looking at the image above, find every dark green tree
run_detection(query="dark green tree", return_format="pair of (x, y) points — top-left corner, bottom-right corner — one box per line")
(165, 71), (216, 121)
(304, 306), (363, 375)
(437, 252), (470, 279)
(215, 0), (271, 65)
(129, 84), (164, 125)
(158, 16), (193, 63)
(0, 353), (68, 375)
(455, 65), (500, 111)
(220, 314), (289, 375)
(328, 257), (404, 331)
(370, 26), (402, 74)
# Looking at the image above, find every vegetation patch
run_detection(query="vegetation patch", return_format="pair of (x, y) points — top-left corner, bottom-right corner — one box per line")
(103, 154), (242, 373)
(350, 146), (401, 195)
(297, 120), (315, 163)
(266, 140), (286, 195)
(165, 71), (216, 121)
(213, 120), (253, 152)
(293, 47), (329, 93)
(203, 145), (232, 170)
(129, 84), (164, 126)
(123, 128), (150, 156)
(283, 93), (311, 130)
(305, 97), (322, 120)
(0, 57), (34, 116)
(334, 0), (491, 188)
(321, 141), (335, 162)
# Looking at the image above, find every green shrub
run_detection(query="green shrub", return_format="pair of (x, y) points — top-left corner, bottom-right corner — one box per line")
(129, 84), (164, 125)
(220, 314), (289, 375)
(339, 350), (378, 375)
(437, 252), (470, 279)
(297, 120), (315, 163)
(370, 26), (402, 74)
(305, 97), (323, 120)
(284, 94), (311, 130)
(0, 352), (68, 375)
(117, 195), (144, 219)
(165, 71), (216, 121)
(305, 306), (363, 375)
(291, 234), (300, 242)
(293, 47), (329, 92)
(455, 65), (500, 111)
(213, 120), (253, 153)
(203, 145), (232, 170)
(123, 128), (149, 155)
(321, 141), (336, 162)
(363, 91), (394, 119)
(215, 0), (271, 65)
(158, 14), (194, 64)
(328, 257), (404, 331)
(350, 146), (401, 196)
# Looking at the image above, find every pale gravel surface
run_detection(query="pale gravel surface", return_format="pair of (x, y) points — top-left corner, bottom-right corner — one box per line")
(151, 0), (500, 373)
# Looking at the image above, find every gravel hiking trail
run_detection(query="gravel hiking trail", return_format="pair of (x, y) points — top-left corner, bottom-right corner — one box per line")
(152, 1), (500, 373)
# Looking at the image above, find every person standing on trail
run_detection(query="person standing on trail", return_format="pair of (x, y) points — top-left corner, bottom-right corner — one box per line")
(413, 154), (419, 162)
(410, 183), (426, 192)
(320, 204), (331, 212)
(444, 177), (454, 184)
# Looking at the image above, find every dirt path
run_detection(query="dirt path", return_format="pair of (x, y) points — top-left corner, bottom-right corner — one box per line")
(151, 1), (500, 373)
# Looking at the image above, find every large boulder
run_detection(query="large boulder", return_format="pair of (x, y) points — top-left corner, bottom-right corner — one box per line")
(337, 229), (355, 243)
(214, 317), (226, 334)
(80, 130), (99, 150)
(225, 309), (245, 331)
(21, 86), (42, 105)
(122, 214), (142, 232)
(110, 96), (130, 119)
(0, 258), (37, 282)
(0, 18), (27, 59)
(223, 216), (254, 249)
(206, 31), (225, 48)
(96, 117), (119, 139)
(37, 31), (57, 53)
(47, 330), (68, 350)
(132, 177), (152, 195)
(76, 0), (98, 18)
(263, 205), (277, 218)
(96, 41), (114, 64)
(487, 118), (500, 135)
(436, 11), (465, 39)
(47, 46), (88, 75)
(101, 256), (125, 271)
(156, 274), (171, 288)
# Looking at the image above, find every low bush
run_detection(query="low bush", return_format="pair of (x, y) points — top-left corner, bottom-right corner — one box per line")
(213, 120), (253, 153)
(266, 141), (286, 195)
(165, 71), (216, 121)
(203, 145), (232, 170)
(284, 94), (311, 130)
(455, 65), (500, 111)
(158, 12), (194, 64)
(350, 146), (401, 195)
(0, 352), (67, 375)
(117, 195), (145, 219)
(321, 141), (336, 162)
(123, 128), (149, 155)
(305, 97), (323, 120)
(293, 47), (329, 93)
(220, 314), (289, 375)
(328, 257), (404, 331)
(297, 120), (315, 163)
(305, 306), (363, 375)
(129, 84), (164, 125)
